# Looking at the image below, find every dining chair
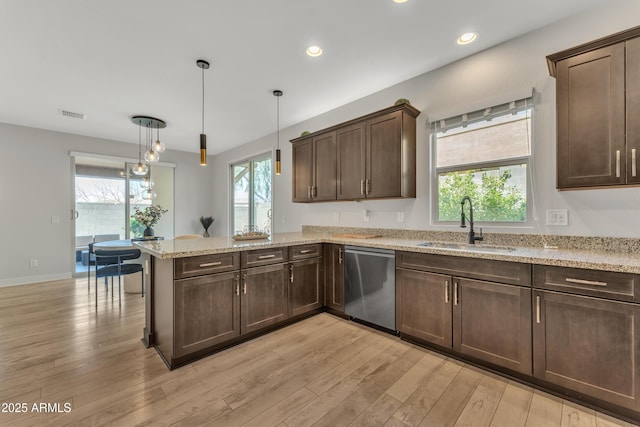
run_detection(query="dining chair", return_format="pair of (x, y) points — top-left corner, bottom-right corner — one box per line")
(94, 248), (144, 307)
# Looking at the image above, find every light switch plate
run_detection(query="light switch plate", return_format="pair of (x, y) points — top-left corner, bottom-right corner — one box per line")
(546, 209), (568, 226)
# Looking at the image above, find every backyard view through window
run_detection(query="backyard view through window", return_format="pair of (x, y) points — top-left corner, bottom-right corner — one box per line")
(232, 154), (272, 235)
(434, 100), (531, 223)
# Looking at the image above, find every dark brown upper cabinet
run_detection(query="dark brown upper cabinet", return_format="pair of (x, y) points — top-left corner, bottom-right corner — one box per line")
(548, 26), (640, 189)
(291, 103), (419, 202)
(291, 131), (336, 202)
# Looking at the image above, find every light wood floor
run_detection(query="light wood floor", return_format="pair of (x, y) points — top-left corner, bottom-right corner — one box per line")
(0, 278), (637, 427)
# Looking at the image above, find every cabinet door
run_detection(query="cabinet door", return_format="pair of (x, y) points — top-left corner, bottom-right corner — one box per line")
(533, 290), (640, 411)
(627, 37), (640, 184)
(336, 122), (366, 200)
(312, 131), (337, 201)
(556, 42), (625, 188)
(291, 139), (313, 202)
(396, 268), (452, 348)
(174, 272), (240, 358)
(366, 110), (402, 198)
(453, 278), (532, 374)
(241, 264), (289, 334)
(324, 244), (344, 313)
(289, 257), (323, 317)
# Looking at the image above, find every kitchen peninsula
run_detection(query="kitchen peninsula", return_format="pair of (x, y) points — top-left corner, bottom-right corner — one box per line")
(135, 228), (640, 421)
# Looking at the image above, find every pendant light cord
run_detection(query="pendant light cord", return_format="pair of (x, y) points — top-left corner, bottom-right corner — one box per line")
(276, 95), (280, 150)
(201, 67), (205, 134)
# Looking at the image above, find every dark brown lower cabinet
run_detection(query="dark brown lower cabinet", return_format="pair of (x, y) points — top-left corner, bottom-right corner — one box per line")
(241, 263), (289, 335)
(455, 278), (532, 374)
(289, 257), (323, 317)
(396, 268), (452, 347)
(533, 290), (640, 411)
(396, 267), (532, 375)
(324, 244), (344, 314)
(174, 271), (241, 358)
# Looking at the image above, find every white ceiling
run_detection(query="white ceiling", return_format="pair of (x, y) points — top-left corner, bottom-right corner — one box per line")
(0, 0), (608, 155)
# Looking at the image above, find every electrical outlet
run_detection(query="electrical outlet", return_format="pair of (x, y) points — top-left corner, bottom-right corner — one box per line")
(363, 209), (370, 222)
(397, 212), (405, 222)
(546, 209), (568, 226)
(29, 259), (38, 267)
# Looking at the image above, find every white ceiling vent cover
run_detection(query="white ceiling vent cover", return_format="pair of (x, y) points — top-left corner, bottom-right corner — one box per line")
(58, 109), (85, 120)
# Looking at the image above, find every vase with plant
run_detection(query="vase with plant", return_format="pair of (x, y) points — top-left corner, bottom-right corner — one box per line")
(200, 216), (214, 237)
(132, 205), (168, 237)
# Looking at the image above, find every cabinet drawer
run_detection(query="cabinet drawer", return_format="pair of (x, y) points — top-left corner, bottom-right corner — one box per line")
(175, 252), (239, 279)
(396, 251), (531, 287)
(289, 244), (322, 260)
(241, 247), (288, 268)
(533, 265), (640, 303)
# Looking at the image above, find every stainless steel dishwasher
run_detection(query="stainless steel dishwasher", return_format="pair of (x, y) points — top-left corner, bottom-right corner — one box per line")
(344, 246), (396, 332)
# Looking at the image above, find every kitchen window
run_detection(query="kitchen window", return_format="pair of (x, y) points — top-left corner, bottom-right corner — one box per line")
(431, 98), (532, 225)
(230, 153), (273, 235)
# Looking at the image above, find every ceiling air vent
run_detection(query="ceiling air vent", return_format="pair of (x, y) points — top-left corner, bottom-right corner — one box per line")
(58, 109), (86, 120)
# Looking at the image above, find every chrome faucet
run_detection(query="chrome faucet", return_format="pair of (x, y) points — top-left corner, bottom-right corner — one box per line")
(460, 196), (483, 244)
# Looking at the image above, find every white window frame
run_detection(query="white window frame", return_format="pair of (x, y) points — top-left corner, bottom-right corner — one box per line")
(430, 99), (534, 229)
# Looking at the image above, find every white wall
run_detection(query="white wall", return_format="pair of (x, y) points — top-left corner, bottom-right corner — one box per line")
(210, 0), (640, 239)
(0, 123), (215, 285)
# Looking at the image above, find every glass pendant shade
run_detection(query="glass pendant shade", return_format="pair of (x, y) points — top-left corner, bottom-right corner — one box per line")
(143, 176), (154, 189)
(132, 162), (148, 176)
(144, 149), (159, 163)
(143, 188), (157, 200)
(154, 138), (166, 153)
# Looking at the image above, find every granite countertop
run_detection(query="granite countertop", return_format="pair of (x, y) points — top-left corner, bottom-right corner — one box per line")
(134, 231), (640, 274)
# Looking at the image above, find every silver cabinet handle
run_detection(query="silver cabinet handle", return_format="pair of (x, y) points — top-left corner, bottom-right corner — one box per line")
(453, 282), (459, 306)
(299, 249), (313, 254)
(243, 273), (247, 294)
(444, 280), (450, 304)
(235, 275), (240, 296)
(199, 261), (222, 268)
(290, 265), (294, 283)
(633, 148), (637, 178)
(616, 150), (621, 178)
(536, 295), (541, 324)
(338, 247), (343, 264)
(565, 278), (607, 287)
(258, 254), (276, 259)
(360, 180), (365, 196)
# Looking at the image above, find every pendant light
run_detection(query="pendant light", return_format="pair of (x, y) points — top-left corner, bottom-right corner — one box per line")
(132, 119), (148, 176)
(153, 127), (166, 153)
(197, 59), (210, 166)
(273, 90), (283, 175)
(131, 116), (166, 175)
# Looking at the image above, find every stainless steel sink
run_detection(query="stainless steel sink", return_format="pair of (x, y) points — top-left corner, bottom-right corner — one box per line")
(417, 241), (516, 253)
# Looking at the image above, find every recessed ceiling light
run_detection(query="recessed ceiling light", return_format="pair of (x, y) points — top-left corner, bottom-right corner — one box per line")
(457, 32), (478, 45)
(306, 45), (323, 57)
(393, 0), (409, 3)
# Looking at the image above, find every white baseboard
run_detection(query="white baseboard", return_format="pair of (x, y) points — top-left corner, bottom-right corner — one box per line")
(0, 273), (72, 287)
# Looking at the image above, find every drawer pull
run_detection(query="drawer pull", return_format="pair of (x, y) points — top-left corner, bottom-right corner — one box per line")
(199, 261), (222, 268)
(444, 280), (450, 304)
(258, 254), (276, 260)
(565, 278), (608, 287)
(536, 295), (541, 324)
(299, 249), (313, 254)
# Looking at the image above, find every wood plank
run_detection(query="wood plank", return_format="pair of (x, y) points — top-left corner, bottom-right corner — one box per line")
(561, 401), (597, 427)
(525, 389), (564, 427)
(453, 374), (507, 427)
(490, 381), (534, 427)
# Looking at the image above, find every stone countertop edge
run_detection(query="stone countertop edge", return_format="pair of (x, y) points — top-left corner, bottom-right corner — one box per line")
(133, 232), (640, 274)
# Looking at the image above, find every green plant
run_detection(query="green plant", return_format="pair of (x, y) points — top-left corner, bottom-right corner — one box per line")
(132, 205), (168, 227)
(438, 168), (526, 222)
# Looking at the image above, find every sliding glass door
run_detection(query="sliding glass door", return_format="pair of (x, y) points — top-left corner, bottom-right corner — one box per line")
(231, 154), (272, 235)
(72, 155), (174, 275)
